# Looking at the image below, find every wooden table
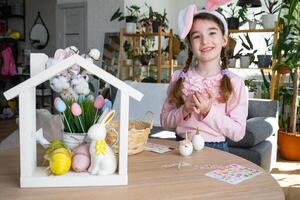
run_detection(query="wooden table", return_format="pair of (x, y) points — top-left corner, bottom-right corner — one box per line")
(0, 139), (284, 200)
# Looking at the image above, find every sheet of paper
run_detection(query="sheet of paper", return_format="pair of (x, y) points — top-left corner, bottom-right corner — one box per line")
(205, 163), (262, 184)
(144, 142), (172, 154)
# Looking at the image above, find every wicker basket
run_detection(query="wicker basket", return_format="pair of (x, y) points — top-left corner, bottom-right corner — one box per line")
(106, 120), (152, 155)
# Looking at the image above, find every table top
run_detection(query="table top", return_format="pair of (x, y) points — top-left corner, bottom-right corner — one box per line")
(0, 139), (284, 200)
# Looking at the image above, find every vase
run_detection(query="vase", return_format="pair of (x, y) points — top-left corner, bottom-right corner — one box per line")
(278, 130), (300, 161)
(62, 132), (86, 149)
(262, 14), (275, 29)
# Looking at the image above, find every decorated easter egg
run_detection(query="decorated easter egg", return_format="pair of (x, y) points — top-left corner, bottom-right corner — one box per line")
(179, 140), (193, 157)
(94, 95), (105, 109)
(54, 97), (66, 112)
(54, 49), (66, 61)
(71, 103), (82, 116)
(72, 144), (90, 172)
(192, 128), (205, 151)
(102, 100), (112, 110)
(49, 148), (71, 175)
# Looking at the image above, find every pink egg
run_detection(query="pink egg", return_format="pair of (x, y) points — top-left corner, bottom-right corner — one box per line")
(71, 103), (82, 116)
(73, 144), (90, 156)
(72, 154), (90, 172)
(94, 95), (105, 109)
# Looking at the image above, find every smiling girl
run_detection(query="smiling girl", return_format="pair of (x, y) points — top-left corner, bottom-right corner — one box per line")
(160, 4), (248, 152)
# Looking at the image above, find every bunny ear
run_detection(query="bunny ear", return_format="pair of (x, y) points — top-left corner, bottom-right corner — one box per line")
(178, 4), (197, 40)
(205, 0), (232, 11)
(97, 109), (115, 126)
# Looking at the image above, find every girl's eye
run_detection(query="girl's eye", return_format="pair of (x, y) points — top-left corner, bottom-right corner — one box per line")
(192, 35), (200, 40)
(209, 32), (216, 35)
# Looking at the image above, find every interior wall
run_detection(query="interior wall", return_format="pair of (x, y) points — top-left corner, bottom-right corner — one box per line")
(25, 0), (56, 56)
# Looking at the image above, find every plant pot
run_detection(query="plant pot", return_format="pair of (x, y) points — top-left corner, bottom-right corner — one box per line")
(278, 66), (290, 74)
(62, 132), (86, 149)
(126, 22), (136, 33)
(228, 58), (237, 68)
(248, 21), (256, 30)
(227, 17), (239, 29)
(257, 55), (272, 68)
(140, 54), (150, 65)
(262, 14), (275, 29)
(152, 21), (159, 33)
(240, 56), (250, 68)
(278, 130), (300, 161)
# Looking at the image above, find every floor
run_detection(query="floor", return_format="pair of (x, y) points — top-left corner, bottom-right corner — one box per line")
(0, 117), (299, 199)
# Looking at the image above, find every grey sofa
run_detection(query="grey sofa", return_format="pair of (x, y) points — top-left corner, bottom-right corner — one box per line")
(112, 81), (279, 172)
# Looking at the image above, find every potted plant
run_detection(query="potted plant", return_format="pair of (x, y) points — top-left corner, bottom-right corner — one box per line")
(110, 5), (141, 33)
(219, 3), (248, 29)
(257, 36), (273, 68)
(273, 0), (300, 160)
(244, 78), (258, 98)
(247, 11), (264, 30)
(239, 33), (258, 68)
(147, 4), (168, 32)
(262, 0), (282, 29)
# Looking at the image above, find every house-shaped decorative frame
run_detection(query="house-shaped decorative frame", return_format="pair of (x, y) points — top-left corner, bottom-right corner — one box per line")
(4, 53), (143, 188)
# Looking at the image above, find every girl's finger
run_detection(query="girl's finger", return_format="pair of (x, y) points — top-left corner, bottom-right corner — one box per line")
(193, 94), (201, 107)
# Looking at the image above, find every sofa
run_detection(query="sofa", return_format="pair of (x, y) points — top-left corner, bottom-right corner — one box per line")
(112, 81), (279, 172)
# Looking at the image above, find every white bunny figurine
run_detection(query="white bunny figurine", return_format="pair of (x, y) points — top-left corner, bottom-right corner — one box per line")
(88, 110), (117, 175)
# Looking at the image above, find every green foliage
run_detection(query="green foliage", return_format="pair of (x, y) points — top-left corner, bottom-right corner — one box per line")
(63, 99), (102, 134)
(264, 0), (282, 14)
(110, 5), (141, 23)
(244, 78), (258, 93)
(239, 33), (258, 65)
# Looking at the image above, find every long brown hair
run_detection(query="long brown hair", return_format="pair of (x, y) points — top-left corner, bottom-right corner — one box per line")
(168, 12), (233, 107)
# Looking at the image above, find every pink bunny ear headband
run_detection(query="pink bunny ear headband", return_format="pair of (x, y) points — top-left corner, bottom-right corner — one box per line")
(178, 0), (231, 40)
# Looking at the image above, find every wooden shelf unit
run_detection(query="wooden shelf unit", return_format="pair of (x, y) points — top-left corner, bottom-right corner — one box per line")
(228, 24), (280, 100)
(119, 27), (174, 83)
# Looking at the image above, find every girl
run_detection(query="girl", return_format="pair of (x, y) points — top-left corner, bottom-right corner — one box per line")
(160, 4), (248, 152)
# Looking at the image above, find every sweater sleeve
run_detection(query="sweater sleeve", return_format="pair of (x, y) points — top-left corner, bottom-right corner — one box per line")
(202, 76), (248, 142)
(160, 70), (185, 129)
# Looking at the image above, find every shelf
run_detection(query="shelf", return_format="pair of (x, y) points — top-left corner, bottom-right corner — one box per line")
(229, 28), (276, 33)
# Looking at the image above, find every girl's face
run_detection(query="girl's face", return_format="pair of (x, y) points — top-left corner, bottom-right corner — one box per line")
(189, 18), (228, 64)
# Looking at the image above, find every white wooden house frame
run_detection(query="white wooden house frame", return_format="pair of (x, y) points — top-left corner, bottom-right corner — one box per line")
(4, 53), (143, 188)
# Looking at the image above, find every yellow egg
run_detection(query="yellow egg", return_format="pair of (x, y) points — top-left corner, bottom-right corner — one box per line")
(49, 148), (71, 175)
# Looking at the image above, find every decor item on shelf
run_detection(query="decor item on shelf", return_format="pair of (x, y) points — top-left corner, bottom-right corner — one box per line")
(88, 110), (118, 175)
(244, 78), (258, 98)
(247, 11), (264, 30)
(29, 12), (49, 50)
(110, 5), (141, 33)
(273, 0), (300, 160)
(238, 33), (257, 68)
(237, 0), (262, 7)
(257, 36), (273, 68)
(72, 143), (91, 172)
(219, 3), (248, 29)
(49, 47), (109, 149)
(261, 0), (282, 29)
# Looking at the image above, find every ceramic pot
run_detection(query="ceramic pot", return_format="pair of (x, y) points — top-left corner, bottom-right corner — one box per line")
(262, 14), (275, 29)
(278, 130), (300, 161)
(240, 56), (250, 68)
(126, 22), (136, 33)
(257, 55), (272, 68)
(227, 17), (239, 29)
(62, 132), (86, 149)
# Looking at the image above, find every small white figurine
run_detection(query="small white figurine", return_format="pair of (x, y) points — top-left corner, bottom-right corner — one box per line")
(88, 110), (118, 175)
(192, 128), (205, 151)
(179, 132), (193, 157)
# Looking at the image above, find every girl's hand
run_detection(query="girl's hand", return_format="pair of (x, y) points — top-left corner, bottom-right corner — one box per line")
(182, 94), (195, 118)
(193, 92), (214, 117)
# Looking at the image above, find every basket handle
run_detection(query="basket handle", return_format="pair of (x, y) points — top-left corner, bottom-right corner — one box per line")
(143, 111), (154, 129)
(107, 128), (119, 147)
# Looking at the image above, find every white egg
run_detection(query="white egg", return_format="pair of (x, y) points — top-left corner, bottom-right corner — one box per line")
(179, 140), (193, 157)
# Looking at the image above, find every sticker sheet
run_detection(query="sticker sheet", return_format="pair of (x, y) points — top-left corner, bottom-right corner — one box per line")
(144, 142), (173, 154)
(205, 164), (262, 184)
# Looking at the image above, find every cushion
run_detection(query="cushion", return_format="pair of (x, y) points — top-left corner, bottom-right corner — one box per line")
(228, 117), (278, 148)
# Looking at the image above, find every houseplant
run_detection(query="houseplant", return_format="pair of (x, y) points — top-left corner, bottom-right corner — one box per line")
(110, 5), (141, 33)
(262, 0), (282, 29)
(140, 4), (169, 32)
(257, 36), (273, 68)
(244, 78), (258, 98)
(219, 3), (248, 29)
(273, 0), (300, 160)
(238, 33), (258, 68)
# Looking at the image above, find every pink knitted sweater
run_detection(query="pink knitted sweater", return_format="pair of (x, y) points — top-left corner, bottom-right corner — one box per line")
(160, 68), (248, 142)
